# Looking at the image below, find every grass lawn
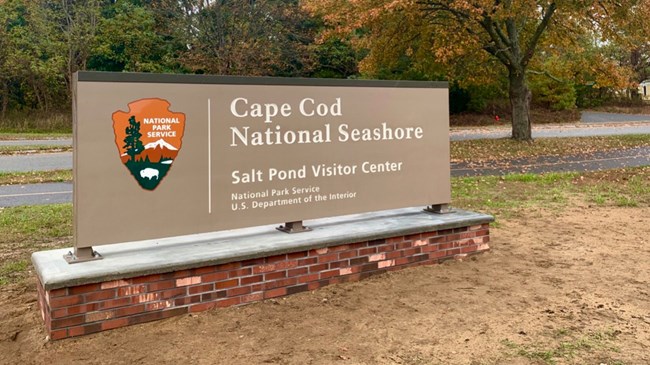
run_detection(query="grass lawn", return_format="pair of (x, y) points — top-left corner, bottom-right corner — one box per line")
(0, 203), (72, 285)
(0, 145), (71, 155)
(0, 170), (72, 185)
(0, 133), (72, 140)
(451, 134), (650, 163)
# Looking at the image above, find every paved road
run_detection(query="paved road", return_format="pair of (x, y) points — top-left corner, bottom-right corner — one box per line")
(0, 152), (72, 172)
(0, 138), (72, 147)
(0, 182), (72, 207)
(581, 111), (650, 123)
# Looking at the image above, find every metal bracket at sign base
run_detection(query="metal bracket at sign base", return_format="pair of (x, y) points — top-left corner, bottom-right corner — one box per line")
(64, 247), (103, 264)
(277, 220), (312, 234)
(424, 204), (456, 214)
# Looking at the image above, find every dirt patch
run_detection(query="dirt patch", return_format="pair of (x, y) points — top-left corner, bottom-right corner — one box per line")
(1, 205), (648, 365)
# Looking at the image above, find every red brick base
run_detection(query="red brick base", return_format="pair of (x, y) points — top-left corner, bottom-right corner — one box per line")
(37, 223), (490, 340)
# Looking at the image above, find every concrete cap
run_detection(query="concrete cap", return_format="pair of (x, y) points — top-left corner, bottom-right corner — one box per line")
(32, 207), (493, 290)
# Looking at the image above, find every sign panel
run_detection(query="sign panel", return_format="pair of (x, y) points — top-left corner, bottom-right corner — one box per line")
(73, 72), (450, 248)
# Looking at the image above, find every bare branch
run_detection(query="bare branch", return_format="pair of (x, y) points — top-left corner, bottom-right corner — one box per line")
(527, 69), (566, 83)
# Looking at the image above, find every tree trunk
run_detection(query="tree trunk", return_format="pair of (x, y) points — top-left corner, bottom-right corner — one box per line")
(509, 67), (532, 141)
(0, 81), (7, 119)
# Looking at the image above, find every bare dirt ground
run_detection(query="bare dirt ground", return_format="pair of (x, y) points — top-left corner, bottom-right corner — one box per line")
(1, 204), (649, 365)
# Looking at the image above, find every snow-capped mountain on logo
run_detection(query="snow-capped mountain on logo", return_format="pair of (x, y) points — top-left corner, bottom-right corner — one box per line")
(119, 138), (179, 164)
(144, 138), (178, 151)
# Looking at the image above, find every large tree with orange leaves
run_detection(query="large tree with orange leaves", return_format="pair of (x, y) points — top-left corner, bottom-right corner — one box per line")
(305, 0), (645, 140)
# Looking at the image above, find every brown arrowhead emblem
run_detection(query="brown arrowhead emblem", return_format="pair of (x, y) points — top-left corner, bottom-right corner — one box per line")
(112, 98), (186, 190)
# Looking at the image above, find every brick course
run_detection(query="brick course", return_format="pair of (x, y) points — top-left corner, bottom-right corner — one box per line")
(37, 223), (490, 340)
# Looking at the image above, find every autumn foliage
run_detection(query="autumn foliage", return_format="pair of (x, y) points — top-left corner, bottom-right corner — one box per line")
(304, 0), (649, 140)
(1, 0), (649, 139)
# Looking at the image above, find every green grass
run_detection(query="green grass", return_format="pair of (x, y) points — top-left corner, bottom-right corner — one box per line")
(452, 167), (650, 220)
(451, 134), (650, 163)
(501, 329), (623, 364)
(0, 132), (72, 140)
(0, 170), (72, 185)
(0, 204), (73, 243)
(0, 259), (29, 286)
(0, 204), (72, 286)
(585, 174), (650, 207)
(0, 145), (72, 154)
(614, 133), (650, 143)
(501, 172), (579, 184)
(452, 173), (573, 218)
(0, 111), (72, 134)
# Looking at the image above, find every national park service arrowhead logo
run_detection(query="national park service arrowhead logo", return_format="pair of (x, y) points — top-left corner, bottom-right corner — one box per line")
(112, 98), (185, 190)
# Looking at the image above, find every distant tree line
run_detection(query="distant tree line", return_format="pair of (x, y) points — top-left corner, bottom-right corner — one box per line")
(0, 0), (359, 118)
(1, 0), (649, 139)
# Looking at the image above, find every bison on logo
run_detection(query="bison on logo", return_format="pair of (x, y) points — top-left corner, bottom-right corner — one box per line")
(112, 98), (186, 190)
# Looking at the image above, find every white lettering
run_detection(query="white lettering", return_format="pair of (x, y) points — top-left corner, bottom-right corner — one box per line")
(299, 98), (315, 117)
(231, 98), (248, 118)
(338, 123), (424, 142)
(299, 97), (343, 118)
(230, 97), (292, 123)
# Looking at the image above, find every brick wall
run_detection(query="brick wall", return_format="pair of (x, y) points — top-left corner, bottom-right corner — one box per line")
(37, 223), (490, 340)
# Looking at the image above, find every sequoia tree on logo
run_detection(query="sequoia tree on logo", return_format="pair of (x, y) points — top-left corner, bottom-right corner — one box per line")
(112, 98), (186, 190)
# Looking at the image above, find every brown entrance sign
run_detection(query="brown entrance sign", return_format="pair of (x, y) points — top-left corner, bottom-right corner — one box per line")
(71, 72), (450, 261)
